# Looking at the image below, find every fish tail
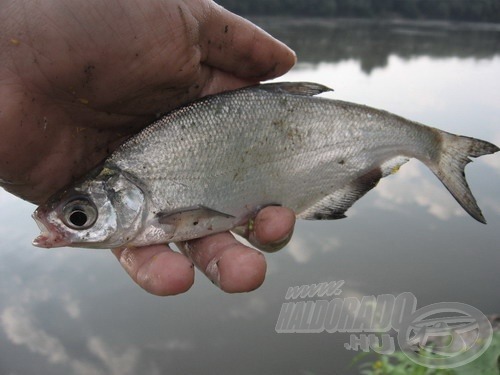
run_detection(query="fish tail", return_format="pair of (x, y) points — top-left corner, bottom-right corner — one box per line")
(430, 132), (499, 224)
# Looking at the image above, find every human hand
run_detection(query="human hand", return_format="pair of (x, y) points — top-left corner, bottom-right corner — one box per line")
(112, 206), (296, 295)
(0, 0), (296, 294)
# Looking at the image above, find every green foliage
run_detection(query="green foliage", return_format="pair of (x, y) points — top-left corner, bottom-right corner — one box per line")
(454, 331), (500, 375)
(355, 351), (455, 375)
(351, 332), (500, 375)
(215, 0), (500, 23)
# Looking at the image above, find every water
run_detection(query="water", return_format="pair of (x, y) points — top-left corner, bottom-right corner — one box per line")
(1, 19), (499, 375)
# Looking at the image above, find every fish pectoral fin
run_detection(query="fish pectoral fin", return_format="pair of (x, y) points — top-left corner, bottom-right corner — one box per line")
(157, 205), (235, 226)
(258, 82), (333, 96)
(157, 206), (237, 241)
(157, 206), (238, 242)
(298, 156), (410, 220)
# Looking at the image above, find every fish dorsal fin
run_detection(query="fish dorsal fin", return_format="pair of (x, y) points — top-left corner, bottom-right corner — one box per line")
(298, 156), (409, 220)
(258, 82), (332, 96)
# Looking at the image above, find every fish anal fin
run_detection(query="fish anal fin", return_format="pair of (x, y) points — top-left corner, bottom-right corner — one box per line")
(299, 167), (382, 221)
(258, 82), (333, 96)
(299, 156), (410, 221)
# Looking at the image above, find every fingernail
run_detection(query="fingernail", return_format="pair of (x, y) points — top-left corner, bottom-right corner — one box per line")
(176, 241), (193, 258)
(232, 216), (256, 238)
(118, 247), (136, 273)
(249, 230), (293, 253)
(205, 258), (221, 287)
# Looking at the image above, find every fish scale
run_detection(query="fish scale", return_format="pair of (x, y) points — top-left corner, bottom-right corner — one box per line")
(32, 82), (499, 248)
(112, 90), (386, 214)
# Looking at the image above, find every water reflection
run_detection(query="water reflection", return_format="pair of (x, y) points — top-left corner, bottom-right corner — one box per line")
(1, 19), (500, 375)
(371, 161), (464, 221)
(255, 18), (500, 73)
(1, 306), (141, 375)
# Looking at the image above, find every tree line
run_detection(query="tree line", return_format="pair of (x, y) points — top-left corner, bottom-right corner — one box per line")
(216, 0), (500, 23)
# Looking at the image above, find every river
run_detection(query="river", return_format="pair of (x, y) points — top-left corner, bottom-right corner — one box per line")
(0, 19), (499, 375)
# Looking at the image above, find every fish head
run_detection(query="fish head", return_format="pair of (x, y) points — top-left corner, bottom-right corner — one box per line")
(32, 166), (146, 249)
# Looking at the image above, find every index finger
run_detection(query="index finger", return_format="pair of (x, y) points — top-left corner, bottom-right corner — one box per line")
(195, 2), (296, 80)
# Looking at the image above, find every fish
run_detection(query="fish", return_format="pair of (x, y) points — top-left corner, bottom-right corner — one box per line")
(32, 82), (499, 249)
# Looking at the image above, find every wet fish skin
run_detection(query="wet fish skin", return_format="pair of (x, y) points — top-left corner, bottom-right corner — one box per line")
(32, 82), (499, 249)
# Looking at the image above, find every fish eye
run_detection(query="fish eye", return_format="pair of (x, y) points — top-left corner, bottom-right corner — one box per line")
(62, 198), (98, 230)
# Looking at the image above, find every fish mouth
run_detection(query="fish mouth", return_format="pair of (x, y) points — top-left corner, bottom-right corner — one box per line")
(32, 209), (71, 248)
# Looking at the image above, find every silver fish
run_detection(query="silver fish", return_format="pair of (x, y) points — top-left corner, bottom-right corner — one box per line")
(32, 82), (499, 249)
